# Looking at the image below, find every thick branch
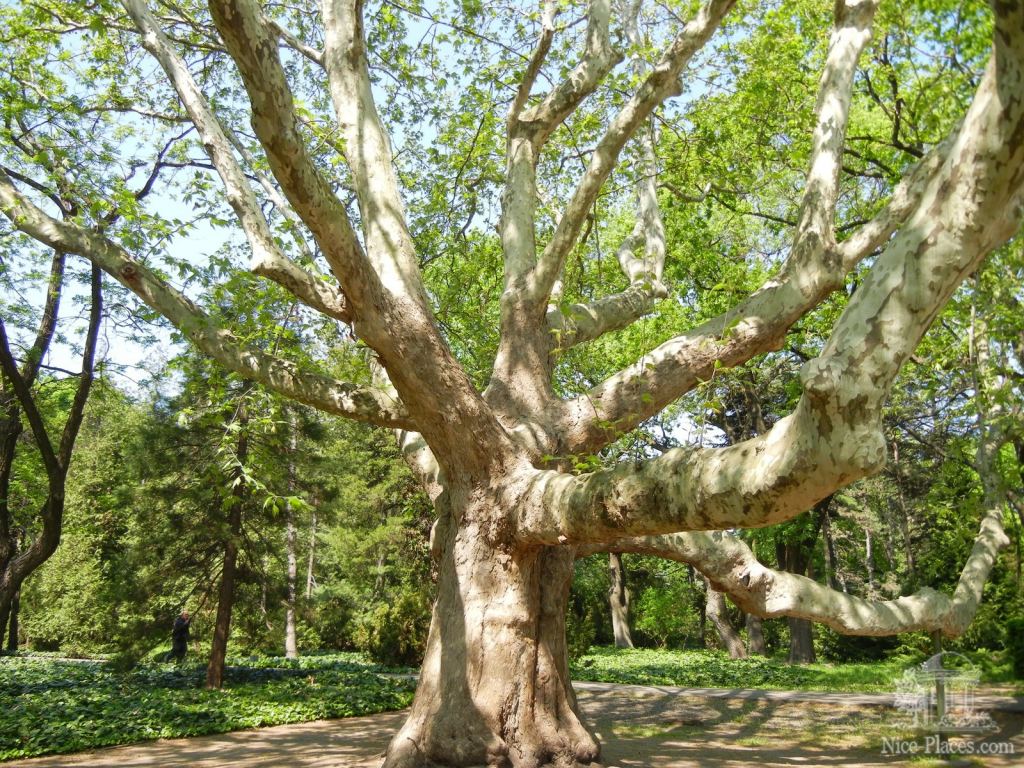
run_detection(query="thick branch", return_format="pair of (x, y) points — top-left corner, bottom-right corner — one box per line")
(0, 171), (413, 429)
(320, 0), (430, 309)
(206, 0), (376, 315)
(121, 0), (351, 323)
(526, 43), (1024, 541)
(508, 0), (557, 126)
(516, 0), (619, 147)
(546, 277), (667, 350)
(554, 119), (964, 455)
(792, 0), (879, 257)
(600, 515), (1007, 638)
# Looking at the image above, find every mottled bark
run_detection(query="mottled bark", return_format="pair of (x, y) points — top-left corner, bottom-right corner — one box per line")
(284, 419), (298, 659)
(1, 0), (1022, 764)
(383, 508), (598, 768)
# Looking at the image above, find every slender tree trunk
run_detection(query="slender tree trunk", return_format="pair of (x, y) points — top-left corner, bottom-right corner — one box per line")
(284, 418), (298, 659)
(305, 508), (317, 599)
(704, 578), (746, 659)
(891, 440), (917, 580)
(746, 613), (767, 656)
(206, 404), (248, 690)
(865, 527), (875, 593)
(0, 601), (9, 653)
(776, 514), (822, 665)
(382, 509), (599, 768)
(6, 588), (18, 651)
(607, 552), (634, 648)
(284, 503), (298, 658)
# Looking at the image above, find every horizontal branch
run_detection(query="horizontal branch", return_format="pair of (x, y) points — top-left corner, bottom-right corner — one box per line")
(529, 42), (1024, 542)
(0, 170), (414, 430)
(520, 396), (887, 543)
(598, 506), (1008, 638)
(546, 277), (667, 350)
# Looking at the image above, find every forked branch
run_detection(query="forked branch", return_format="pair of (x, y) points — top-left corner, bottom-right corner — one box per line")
(121, 0), (351, 322)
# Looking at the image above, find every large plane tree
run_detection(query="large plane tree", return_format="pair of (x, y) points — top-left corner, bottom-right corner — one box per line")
(1, 0), (1022, 765)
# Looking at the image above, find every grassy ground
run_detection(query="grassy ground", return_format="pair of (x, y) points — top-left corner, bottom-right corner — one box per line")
(570, 646), (1016, 693)
(0, 653), (414, 761)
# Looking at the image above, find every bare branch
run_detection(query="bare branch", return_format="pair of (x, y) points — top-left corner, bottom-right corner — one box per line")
(19, 250), (65, 387)
(265, 16), (324, 65)
(516, 0), (619, 144)
(546, 277), (667, 350)
(528, 46), (1024, 538)
(508, 0), (557, 125)
(0, 170), (414, 430)
(530, 0), (736, 303)
(836, 131), (954, 266)
(553, 69), (992, 457)
(320, 0), (429, 307)
(792, 0), (879, 256)
(206, 0), (375, 315)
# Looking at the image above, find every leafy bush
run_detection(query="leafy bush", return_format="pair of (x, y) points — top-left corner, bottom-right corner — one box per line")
(633, 580), (702, 648)
(353, 590), (431, 666)
(1006, 617), (1024, 679)
(0, 654), (414, 761)
(566, 607), (597, 661)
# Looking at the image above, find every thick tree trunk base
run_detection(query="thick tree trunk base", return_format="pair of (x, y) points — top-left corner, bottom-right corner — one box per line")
(383, 521), (599, 768)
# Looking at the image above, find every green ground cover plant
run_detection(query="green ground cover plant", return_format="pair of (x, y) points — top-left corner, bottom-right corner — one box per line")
(569, 647), (1014, 694)
(0, 654), (414, 761)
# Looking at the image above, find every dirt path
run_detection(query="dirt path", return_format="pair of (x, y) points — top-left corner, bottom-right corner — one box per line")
(7, 686), (1022, 768)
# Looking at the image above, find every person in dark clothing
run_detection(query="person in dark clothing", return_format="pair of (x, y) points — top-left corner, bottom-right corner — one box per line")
(167, 610), (191, 662)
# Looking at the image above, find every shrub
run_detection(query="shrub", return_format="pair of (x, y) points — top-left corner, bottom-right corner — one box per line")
(1006, 617), (1024, 679)
(566, 608), (597, 661)
(353, 591), (430, 666)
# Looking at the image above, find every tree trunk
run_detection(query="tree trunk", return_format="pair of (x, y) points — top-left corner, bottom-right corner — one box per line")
(704, 578), (746, 659)
(284, 419), (298, 659)
(607, 552), (633, 648)
(382, 516), (599, 768)
(787, 617), (816, 664)
(5, 587), (18, 652)
(746, 613), (767, 656)
(206, 406), (248, 690)
(305, 508), (317, 599)
(284, 502), (298, 659)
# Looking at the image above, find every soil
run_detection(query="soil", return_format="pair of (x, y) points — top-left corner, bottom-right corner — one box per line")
(6, 685), (1022, 768)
